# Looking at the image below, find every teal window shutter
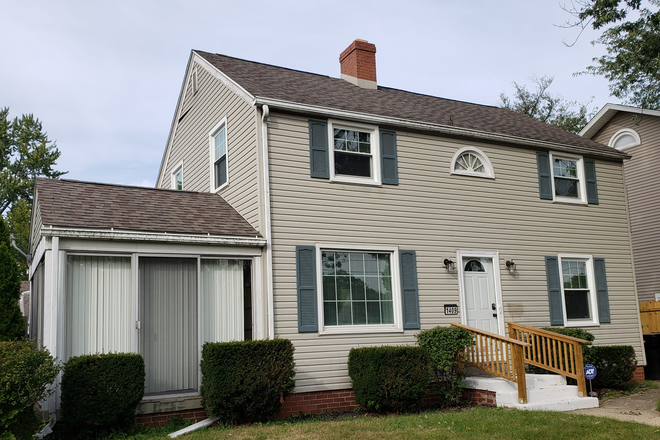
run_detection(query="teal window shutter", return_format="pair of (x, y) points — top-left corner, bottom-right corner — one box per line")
(537, 152), (553, 200)
(584, 159), (599, 205)
(545, 256), (564, 325)
(309, 120), (329, 179)
(400, 250), (420, 329)
(594, 258), (611, 323)
(380, 130), (398, 185)
(296, 246), (318, 332)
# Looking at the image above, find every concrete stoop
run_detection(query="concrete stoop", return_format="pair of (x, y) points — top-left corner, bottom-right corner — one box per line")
(463, 373), (599, 411)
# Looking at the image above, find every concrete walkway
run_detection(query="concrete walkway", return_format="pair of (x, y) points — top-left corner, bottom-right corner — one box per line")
(569, 382), (660, 427)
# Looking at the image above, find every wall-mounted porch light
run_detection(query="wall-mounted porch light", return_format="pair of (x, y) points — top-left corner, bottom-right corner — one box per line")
(505, 260), (516, 272)
(443, 259), (455, 271)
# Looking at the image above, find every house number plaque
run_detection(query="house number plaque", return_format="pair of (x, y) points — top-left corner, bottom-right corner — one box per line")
(444, 304), (459, 315)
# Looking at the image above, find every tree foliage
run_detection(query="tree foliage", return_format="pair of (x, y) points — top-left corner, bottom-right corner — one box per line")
(566, 0), (660, 109)
(6, 200), (30, 278)
(499, 75), (595, 133)
(0, 218), (25, 341)
(0, 107), (65, 216)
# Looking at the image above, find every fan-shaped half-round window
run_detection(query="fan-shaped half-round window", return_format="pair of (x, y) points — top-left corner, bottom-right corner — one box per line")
(609, 128), (641, 151)
(450, 147), (495, 179)
(464, 260), (485, 272)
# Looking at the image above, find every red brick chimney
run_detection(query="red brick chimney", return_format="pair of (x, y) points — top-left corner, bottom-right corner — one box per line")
(339, 39), (377, 89)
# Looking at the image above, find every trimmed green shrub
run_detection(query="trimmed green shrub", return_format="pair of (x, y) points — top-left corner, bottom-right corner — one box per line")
(0, 340), (60, 440)
(0, 218), (25, 341)
(541, 327), (595, 342)
(584, 345), (637, 388)
(416, 326), (474, 407)
(200, 339), (295, 424)
(60, 353), (145, 436)
(348, 346), (431, 413)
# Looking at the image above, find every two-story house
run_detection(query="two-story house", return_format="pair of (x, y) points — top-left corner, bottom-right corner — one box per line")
(580, 105), (660, 302)
(30, 40), (645, 421)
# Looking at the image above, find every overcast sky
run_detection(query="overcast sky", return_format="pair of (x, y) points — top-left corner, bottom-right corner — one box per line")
(1, 1), (616, 187)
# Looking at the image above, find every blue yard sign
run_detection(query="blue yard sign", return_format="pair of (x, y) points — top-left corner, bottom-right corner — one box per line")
(584, 364), (597, 380)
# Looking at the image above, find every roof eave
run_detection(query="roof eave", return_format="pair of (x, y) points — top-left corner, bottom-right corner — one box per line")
(40, 226), (265, 247)
(256, 97), (628, 160)
(580, 103), (660, 139)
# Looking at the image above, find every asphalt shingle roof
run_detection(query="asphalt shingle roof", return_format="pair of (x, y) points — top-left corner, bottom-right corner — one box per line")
(35, 178), (260, 238)
(196, 50), (623, 158)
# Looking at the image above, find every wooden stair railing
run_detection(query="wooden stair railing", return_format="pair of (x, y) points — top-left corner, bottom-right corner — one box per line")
(451, 323), (530, 404)
(507, 322), (591, 397)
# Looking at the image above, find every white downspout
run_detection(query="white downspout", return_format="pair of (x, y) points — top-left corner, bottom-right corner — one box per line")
(261, 104), (275, 338)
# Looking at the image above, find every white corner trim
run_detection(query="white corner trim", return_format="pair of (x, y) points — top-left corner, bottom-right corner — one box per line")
(609, 128), (641, 151)
(29, 236), (46, 278)
(450, 146), (495, 179)
(40, 227), (266, 247)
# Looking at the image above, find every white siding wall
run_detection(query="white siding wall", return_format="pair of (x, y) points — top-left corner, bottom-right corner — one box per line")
(267, 113), (643, 393)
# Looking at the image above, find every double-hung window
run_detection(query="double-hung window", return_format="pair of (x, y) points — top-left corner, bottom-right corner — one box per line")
(536, 151), (598, 204)
(545, 254), (611, 327)
(171, 163), (183, 190)
(210, 119), (228, 191)
(559, 255), (597, 325)
(328, 120), (381, 185)
(551, 153), (585, 202)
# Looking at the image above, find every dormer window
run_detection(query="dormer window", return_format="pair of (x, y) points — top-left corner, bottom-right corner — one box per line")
(450, 147), (494, 179)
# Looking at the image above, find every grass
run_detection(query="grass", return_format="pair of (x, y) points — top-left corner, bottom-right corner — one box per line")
(597, 380), (659, 401)
(96, 407), (660, 440)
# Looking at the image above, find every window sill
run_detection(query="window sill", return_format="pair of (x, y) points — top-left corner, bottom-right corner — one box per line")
(563, 320), (599, 328)
(319, 325), (403, 336)
(450, 171), (495, 179)
(213, 182), (229, 193)
(330, 176), (382, 186)
(552, 198), (588, 206)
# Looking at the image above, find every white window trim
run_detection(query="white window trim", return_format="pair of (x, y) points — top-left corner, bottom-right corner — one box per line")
(209, 117), (229, 192)
(455, 250), (505, 335)
(609, 128), (641, 151)
(450, 147), (495, 179)
(171, 161), (184, 191)
(549, 151), (587, 205)
(327, 119), (382, 186)
(191, 67), (198, 95)
(557, 254), (599, 327)
(315, 244), (402, 335)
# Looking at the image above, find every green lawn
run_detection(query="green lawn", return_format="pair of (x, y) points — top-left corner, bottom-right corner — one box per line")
(107, 407), (660, 440)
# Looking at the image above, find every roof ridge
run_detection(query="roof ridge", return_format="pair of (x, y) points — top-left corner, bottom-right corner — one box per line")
(37, 177), (217, 196)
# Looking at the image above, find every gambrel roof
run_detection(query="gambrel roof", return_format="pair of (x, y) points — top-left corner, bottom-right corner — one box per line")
(194, 50), (627, 160)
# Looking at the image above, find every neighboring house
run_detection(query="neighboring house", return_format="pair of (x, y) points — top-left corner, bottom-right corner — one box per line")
(30, 40), (646, 420)
(580, 105), (660, 302)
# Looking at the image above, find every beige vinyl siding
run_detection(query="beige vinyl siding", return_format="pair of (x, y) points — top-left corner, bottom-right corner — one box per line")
(267, 113), (643, 393)
(592, 113), (660, 301)
(158, 62), (261, 231)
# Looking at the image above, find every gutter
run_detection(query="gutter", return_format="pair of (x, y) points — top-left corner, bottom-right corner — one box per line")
(261, 104), (275, 338)
(40, 226), (266, 247)
(254, 97), (629, 161)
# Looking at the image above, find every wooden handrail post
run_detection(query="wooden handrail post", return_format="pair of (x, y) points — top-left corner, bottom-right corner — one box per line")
(511, 343), (527, 404)
(574, 342), (587, 397)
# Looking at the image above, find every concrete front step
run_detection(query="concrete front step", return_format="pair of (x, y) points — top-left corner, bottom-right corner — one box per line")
(463, 373), (599, 412)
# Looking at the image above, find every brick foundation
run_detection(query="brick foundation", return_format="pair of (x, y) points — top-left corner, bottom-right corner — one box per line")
(278, 389), (358, 418)
(632, 365), (646, 381)
(135, 408), (208, 428)
(461, 388), (497, 407)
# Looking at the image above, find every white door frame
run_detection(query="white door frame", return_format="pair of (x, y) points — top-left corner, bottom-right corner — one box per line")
(456, 250), (505, 335)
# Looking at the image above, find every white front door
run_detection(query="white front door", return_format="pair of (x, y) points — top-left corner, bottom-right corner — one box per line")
(462, 257), (499, 334)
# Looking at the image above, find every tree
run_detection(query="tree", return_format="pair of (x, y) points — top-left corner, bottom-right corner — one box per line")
(0, 217), (25, 341)
(565, 0), (660, 109)
(6, 200), (31, 279)
(499, 75), (595, 133)
(0, 107), (65, 216)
